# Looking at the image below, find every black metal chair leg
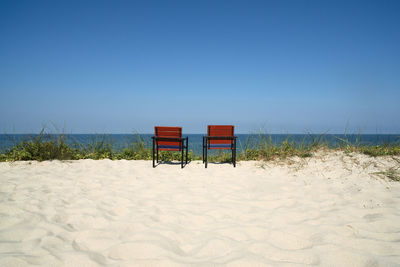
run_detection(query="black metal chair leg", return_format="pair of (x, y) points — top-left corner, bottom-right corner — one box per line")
(156, 147), (159, 163)
(185, 137), (188, 164)
(152, 139), (155, 168)
(205, 144), (208, 168)
(233, 140), (236, 167)
(202, 137), (205, 163)
(181, 141), (184, 168)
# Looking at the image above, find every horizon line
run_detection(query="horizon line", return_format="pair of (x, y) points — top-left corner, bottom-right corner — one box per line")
(2, 132), (400, 135)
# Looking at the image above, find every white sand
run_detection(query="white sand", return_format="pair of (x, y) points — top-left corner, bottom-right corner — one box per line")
(1, 152), (400, 266)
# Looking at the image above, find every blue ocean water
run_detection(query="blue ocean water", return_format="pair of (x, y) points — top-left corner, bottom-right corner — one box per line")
(0, 134), (399, 155)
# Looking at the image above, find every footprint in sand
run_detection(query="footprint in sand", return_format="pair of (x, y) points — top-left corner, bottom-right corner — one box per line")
(268, 230), (313, 250)
(0, 257), (31, 267)
(73, 230), (119, 252)
(0, 203), (24, 216)
(65, 215), (109, 230)
(319, 250), (378, 267)
(0, 217), (23, 230)
(0, 228), (38, 242)
(194, 239), (236, 259)
(108, 242), (169, 260)
(363, 213), (382, 222)
(249, 243), (319, 265)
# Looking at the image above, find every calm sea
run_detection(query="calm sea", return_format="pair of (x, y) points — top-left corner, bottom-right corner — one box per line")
(1, 134), (399, 155)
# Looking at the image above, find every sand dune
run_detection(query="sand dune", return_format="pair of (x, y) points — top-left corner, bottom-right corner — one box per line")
(1, 152), (400, 266)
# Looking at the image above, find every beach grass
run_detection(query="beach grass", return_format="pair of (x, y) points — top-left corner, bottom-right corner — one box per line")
(1, 128), (399, 162)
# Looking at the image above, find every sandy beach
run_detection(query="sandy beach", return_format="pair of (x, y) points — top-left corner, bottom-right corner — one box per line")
(1, 152), (400, 266)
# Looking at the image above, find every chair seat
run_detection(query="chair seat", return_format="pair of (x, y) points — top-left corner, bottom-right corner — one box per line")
(158, 145), (181, 151)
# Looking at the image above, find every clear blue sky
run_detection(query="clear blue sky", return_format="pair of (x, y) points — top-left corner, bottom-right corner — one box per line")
(1, 0), (399, 134)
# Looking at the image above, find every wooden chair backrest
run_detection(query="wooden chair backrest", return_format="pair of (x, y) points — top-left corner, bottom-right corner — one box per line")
(155, 126), (182, 150)
(207, 125), (234, 145)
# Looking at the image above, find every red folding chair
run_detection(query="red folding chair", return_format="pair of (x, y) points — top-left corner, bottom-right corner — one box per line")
(152, 126), (188, 168)
(203, 125), (237, 168)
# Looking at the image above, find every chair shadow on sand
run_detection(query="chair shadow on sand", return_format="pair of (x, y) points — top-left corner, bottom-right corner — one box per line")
(152, 159), (191, 168)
